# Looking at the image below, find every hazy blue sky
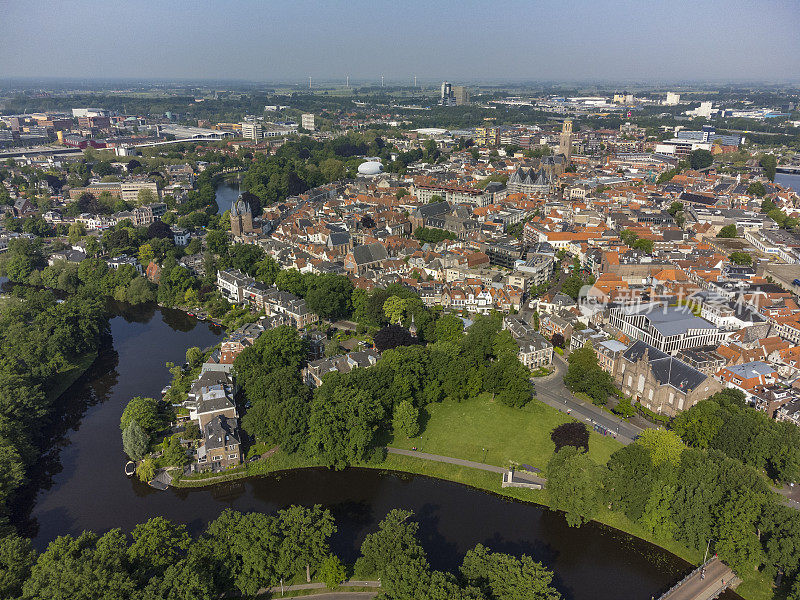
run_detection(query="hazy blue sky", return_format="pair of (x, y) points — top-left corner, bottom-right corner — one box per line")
(2, 0), (799, 82)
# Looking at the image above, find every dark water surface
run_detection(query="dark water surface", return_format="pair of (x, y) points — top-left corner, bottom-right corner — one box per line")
(17, 300), (740, 599)
(215, 181), (240, 214)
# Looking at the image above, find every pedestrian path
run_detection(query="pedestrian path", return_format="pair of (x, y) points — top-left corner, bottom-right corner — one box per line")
(656, 557), (738, 600)
(387, 447), (547, 486)
(258, 579), (380, 595)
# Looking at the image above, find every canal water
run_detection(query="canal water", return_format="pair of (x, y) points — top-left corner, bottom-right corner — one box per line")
(775, 171), (800, 193)
(215, 181), (240, 214)
(15, 297), (741, 598)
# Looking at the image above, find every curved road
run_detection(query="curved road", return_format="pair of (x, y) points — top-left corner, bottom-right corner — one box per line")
(533, 354), (646, 445)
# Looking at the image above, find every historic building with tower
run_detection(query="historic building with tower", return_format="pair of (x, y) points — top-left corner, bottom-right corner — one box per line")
(230, 195), (255, 237)
(559, 119), (573, 162)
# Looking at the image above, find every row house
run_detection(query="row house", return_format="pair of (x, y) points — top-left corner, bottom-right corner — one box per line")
(540, 312), (574, 342)
(503, 316), (554, 368)
(717, 361), (778, 392)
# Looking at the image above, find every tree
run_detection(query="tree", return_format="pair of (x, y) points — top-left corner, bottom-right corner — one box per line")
(240, 367), (312, 453)
(318, 555), (346, 589)
(305, 274), (354, 320)
(186, 346), (203, 369)
(120, 396), (167, 437)
(137, 188), (156, 205)
(255, 256), (280, 285)
(0, 534), (36, 599)
(125, 277), (155, 304)
(546, 446), (603, 527)
(320, 158), (345, 182)
(374, 324), (415, 352)
(355, 509), (426, 579)
(563, 345), (615, 405)
(760, 154), (777, 181)
(306, 385), (384, 469)
(434, 314), (464, 343)
(717, 224), (737, 238)
(147, 220), (173, 240)
(137, 457), (156, 482)
(635, 429), (685, 466)
(689, 149), (713, 170)
(205, 229), (229, 255)
(122, 420), (149, 461)
(383, 296), (406, 324)
(127, 517), (191, 577)
(429, 194), (444, 204)
(22, 530), (137, 600)
(162, 434), (189, 466)
(551, 332), (565, 348)
(461, 544), (561, 600)
(393, 400), (420, 439)
(138, 243), (155, 265)
(68, 222), (86, 244)
(728, 251), (752, 265)
(277, 505), (337, 582)
(550, 422), (589, 453)
(747, 181), (766, 197)
(604, 444), (655, 521)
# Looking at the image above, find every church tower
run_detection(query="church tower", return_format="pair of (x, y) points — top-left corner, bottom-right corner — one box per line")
(559, 119), (573, 163)
(230, 195), (252, 237)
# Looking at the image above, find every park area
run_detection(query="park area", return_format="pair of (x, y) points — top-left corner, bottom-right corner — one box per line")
(388, 393), (621, 472)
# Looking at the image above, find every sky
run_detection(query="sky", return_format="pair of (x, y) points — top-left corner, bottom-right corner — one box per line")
(1, 0), (799, 83)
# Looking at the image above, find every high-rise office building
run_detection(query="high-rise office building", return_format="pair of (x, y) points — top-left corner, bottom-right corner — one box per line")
(665, 92), (680, 106)
(453, 86), (470, 105)
(559, 119), (573, 162)
(240, 122), (263, 140)
(301, 113), (316, 131)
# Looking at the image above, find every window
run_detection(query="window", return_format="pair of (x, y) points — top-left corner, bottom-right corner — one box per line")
(229, 453), (238, 460)
(637, 374), (645, 393)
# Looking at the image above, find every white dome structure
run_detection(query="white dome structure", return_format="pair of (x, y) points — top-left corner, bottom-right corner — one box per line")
(357, 160), (384, 176)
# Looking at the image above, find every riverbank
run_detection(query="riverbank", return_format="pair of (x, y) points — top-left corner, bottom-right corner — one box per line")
(172, 450), (772, 600)
(44, 350), (98, 403)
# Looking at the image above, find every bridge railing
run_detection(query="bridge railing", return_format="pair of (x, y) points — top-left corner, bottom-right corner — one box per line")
(656, 558), (715, 600)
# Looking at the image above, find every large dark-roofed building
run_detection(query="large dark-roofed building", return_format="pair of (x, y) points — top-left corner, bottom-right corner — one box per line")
(615, 341), (722, 416)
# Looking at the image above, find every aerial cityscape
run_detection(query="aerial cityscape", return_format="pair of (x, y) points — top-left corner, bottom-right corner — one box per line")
(1, 1), (800, 599)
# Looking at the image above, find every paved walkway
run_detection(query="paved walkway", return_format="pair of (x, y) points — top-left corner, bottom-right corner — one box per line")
(388, 447), (506, 473)
(258, 580), (380, 596)
(387, 448), (547, 486)
(657, 557), (738, 600)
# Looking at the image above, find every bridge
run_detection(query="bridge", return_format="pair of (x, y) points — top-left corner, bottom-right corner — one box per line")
(777, 165), (800, 175)
(656, 557), (739, 600)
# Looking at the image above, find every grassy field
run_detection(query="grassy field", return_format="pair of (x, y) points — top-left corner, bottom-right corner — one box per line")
(389, 393), (621, 471)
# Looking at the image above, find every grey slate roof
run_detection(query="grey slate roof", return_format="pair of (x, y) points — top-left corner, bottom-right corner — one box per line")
(204, 415), (240, 451)
(623, 341), (708, 392)
(352, 242), (389, 266)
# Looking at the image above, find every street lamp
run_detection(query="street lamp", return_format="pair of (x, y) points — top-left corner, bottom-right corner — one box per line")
(703, 539), (714, 564)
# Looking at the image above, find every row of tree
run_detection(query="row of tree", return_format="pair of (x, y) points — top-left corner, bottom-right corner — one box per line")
(0, 286), (107, 530)
(546, 420), (800, 598)
(0, 506), (562, 600)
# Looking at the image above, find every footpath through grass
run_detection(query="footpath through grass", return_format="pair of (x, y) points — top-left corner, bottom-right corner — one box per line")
(389, 393), (621, 471)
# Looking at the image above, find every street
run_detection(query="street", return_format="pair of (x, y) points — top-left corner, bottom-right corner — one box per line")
(533, 353), (647, 445)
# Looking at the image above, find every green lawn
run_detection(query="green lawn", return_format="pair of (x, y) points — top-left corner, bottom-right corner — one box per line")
(389, 394), (621, 471)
